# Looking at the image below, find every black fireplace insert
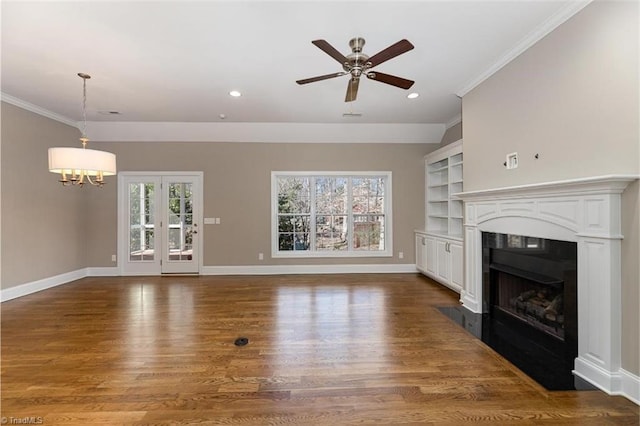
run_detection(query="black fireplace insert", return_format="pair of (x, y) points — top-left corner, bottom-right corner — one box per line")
(481, 232), (579, 390)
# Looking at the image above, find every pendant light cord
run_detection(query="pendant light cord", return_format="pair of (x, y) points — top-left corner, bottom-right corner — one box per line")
(81, 76), (88, 139)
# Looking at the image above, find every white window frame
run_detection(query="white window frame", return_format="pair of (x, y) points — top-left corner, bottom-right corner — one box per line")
(271, 171), (393, 258)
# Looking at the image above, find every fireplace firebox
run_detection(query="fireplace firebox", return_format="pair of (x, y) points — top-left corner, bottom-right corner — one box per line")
(481, 232), (579, 390)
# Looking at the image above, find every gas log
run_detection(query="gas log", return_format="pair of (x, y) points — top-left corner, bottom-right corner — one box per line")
(510, 290), (564, 326)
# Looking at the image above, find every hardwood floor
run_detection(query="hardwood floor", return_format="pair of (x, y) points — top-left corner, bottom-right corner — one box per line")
(1, 274), (638, 425)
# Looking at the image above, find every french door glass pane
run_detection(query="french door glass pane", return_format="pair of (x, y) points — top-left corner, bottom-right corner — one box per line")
(129, 182), (155, 261)
(167, 182), (193, 261)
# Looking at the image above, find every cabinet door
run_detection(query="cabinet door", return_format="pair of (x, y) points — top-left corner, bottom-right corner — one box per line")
(449, 241), (463, 292)
(425, 236), (437, 276)
(415, 234), (427, 273)
(436, 239), (450, 282)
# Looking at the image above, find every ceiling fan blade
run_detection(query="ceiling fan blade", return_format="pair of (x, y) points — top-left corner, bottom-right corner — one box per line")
(312, 39), (348, 65)
(366, 39), (414, 68)
(366, 71), (414, 90)
(345, 78), (359, 102)
(296, 72), (347, 85)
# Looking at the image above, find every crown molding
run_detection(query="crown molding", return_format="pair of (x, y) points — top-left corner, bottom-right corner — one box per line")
(455, 0), (593, 97)
(445, 113), (462, 129)
(2, 93), (446, 144)
(1, 92), (78, 128)
(85, 121), (446, 144)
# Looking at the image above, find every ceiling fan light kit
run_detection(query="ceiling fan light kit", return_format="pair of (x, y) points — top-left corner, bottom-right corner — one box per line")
(297, 37), (415, 102)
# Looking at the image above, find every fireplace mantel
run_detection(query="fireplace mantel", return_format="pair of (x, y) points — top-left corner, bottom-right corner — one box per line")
(454, 175), (637, 201)
(455, 174), (639, 402)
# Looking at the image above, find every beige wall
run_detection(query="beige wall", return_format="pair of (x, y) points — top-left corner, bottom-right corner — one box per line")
(463, 1), (638, 190)
(462, 1), (639, 375)
(1, 102), (88, 289)
(440, 122), (462, 147)
(85, 141), (438, 267)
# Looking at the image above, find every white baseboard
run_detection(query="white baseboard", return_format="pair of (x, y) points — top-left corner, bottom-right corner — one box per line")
(86, 267), (120, 276)
(1, 264), (419, 302)
(201, 263), (418, 275)
(619, 369), (640, 405)
(1, 268), (86, 302)
(574, 357), (640, 405)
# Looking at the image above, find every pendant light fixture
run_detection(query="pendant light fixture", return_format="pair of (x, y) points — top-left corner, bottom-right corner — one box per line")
(48, 73), (116, 186)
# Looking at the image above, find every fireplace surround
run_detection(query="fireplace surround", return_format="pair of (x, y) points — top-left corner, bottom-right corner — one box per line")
(455, 175), (638, 401)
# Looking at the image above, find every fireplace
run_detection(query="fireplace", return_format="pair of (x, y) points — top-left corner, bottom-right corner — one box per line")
(455, 176), (638, 400)
(481, 232), (578, 389)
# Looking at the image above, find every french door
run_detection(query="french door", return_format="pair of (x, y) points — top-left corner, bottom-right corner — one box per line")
(119, 173), (203, 275)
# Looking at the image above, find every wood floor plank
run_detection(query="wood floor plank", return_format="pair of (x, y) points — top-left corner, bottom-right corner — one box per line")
(1, 274), (638, 425)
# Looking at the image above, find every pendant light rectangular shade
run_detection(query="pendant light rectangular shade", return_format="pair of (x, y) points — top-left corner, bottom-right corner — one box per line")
(48, 147), (117, 176)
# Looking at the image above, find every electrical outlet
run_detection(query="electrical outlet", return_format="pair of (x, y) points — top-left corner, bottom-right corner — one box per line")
(398, 251), (404, 259)
(506, 152), (519, 169)
(111, 254), (117, 262)
(258, 253), (264, 260)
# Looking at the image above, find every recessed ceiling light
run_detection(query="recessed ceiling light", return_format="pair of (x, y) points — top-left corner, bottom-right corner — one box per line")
(407, 92), (419, 99)
(229, 90), (241, 97)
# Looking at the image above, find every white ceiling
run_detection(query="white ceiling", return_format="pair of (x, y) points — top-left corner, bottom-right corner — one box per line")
(2, 1), (588, 132)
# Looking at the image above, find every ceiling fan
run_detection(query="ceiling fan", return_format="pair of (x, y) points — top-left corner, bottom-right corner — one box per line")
(296, 37), (415, 102)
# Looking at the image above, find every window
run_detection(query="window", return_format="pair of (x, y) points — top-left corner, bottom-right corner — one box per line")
(272, 172), (392, 257)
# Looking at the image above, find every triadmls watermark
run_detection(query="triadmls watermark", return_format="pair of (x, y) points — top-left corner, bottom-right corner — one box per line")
(1, 417), (44, 425)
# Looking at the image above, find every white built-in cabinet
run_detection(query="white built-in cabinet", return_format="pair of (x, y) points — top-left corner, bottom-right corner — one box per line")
(415, 139), (464, 293)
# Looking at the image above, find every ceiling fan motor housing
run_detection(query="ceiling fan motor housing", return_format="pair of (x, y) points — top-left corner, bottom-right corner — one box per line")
(349, 37), (365, 52)
(344, 38), (371, 78)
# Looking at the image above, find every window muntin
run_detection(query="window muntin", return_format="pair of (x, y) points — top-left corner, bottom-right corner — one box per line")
(129, 182), (155, 261)
(167, 182), (194, 261)
(277, 177), (311, 251)
(315, 177), (348, 251)
(272, 172), (392, 257)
